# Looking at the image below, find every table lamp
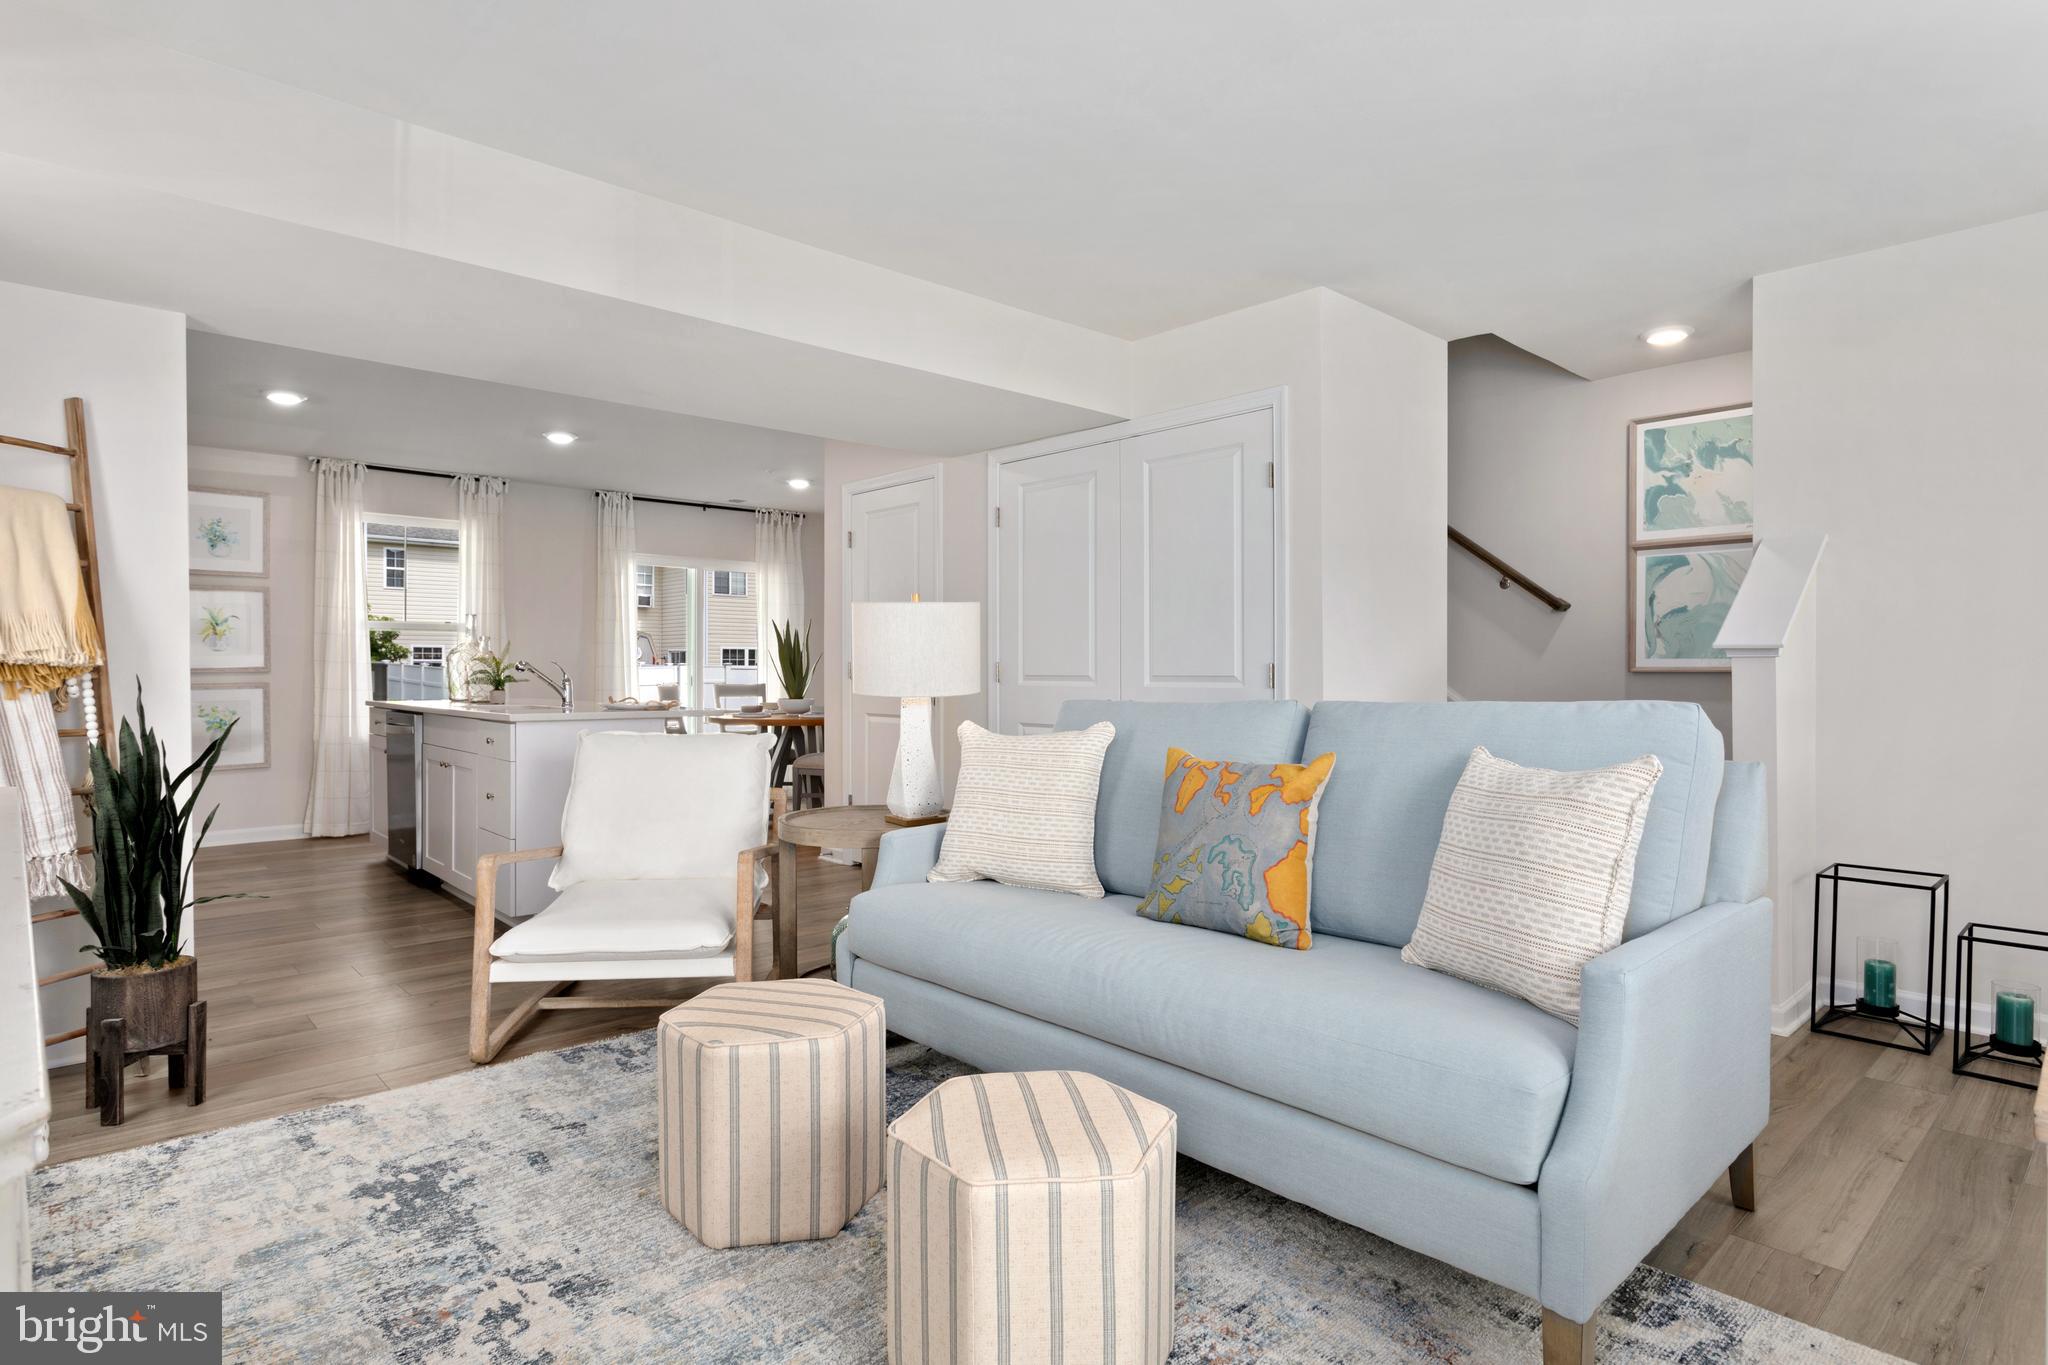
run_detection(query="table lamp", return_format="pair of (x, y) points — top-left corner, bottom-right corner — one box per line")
(851, 597), (981, 823)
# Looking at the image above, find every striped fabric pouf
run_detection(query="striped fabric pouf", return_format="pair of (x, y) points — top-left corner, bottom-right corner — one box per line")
(656, 979), (886, 1250)
(888, 1071), (1177, 1365)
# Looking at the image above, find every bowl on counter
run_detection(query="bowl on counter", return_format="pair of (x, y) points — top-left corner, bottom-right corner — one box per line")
(777, 698), (812, 713)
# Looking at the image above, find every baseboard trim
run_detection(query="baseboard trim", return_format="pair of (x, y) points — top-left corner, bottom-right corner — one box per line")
(1771, 985), (1812, 1036)
(208, 824), (308, 847)
(1781, 976), (2018, 1042)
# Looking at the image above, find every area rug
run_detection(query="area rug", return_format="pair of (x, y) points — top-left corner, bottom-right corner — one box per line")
(31, 1034), (1900, 1363)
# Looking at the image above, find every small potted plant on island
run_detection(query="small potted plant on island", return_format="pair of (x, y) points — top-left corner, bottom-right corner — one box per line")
(59, 684), (241, 1125)
(469, 649), (518, 704)
(369, 614), (408, 700)
(772, 619), (814, 712)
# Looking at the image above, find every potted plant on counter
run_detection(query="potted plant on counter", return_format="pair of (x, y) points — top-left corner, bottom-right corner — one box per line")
(772, 619), (814, 712)
(469, 649), (518, 704)
(369, 614), (409, 700)
(59, 683), (240, 1123)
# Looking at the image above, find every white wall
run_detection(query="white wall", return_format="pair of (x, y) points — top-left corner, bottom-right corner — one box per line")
(0, 280), (188, 1068)
(1133, 287), (1447, 702)
(1447, 336), (1749, 737)
(1756, 209), (2048, 1016)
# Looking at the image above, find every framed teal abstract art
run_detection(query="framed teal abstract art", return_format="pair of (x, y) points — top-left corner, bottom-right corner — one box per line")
(1628, 405), (1753, 545)
(1631, 545), (1754, 671)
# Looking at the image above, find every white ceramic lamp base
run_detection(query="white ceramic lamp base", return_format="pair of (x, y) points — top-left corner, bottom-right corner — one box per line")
(884, 696), (945, 821)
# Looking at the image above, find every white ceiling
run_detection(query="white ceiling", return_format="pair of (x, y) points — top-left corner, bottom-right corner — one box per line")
(68, 0), (2048, 378)
(188, 334), (831, 511)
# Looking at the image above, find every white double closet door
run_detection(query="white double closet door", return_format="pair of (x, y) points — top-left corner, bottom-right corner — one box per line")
(993, 405), (1279, 733)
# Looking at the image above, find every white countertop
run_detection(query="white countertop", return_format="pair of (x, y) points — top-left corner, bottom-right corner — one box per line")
(369, 699), (674, 724)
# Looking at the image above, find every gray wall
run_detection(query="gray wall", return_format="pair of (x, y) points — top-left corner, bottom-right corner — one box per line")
(1447, 335), (1750, 740)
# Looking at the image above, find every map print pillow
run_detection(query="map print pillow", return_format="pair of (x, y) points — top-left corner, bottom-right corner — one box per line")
(1136, 747), (1337, 949)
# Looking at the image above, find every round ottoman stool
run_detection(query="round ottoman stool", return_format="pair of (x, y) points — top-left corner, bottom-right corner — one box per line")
(656, 979), (885, 1249)
(888, 1070), (1177, 1365)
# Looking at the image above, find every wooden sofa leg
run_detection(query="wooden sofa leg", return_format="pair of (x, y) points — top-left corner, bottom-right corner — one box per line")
(1541, 1309), (1595, 1365)
(1728, 1142), (1757, 1212)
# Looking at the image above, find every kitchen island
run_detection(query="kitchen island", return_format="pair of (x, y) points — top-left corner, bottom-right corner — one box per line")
(370, 700), (675, 918)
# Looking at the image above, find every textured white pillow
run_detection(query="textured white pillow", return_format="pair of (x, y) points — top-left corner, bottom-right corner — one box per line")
(929, 721), (1116, 897)
(1401, 745), (1663, 1024)
(550, 731), (772, 889)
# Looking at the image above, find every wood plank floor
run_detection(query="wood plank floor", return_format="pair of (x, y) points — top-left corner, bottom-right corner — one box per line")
(45, 838), (2045, 1363)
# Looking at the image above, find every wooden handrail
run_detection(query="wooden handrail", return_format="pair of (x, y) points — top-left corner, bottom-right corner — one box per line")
(1448, 526), (1571, 612)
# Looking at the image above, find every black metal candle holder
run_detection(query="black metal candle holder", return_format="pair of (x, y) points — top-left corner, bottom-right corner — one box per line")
(1810, 863), (1947, 1054)
(1952, 922), (2047, 1089)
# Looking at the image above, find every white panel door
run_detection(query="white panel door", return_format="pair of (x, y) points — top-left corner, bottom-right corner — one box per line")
(995, 442), (1121, 733)
(1120, 410), (1276, 702)
(844, 475), (941, 805)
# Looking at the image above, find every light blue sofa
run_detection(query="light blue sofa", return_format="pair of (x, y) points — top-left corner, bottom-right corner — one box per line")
(835, 700), (1770, 1363)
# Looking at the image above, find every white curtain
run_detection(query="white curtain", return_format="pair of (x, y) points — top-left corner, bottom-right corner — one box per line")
(455, 474), (508, 650)
(304, 459), (371, 837)
(754, 510), (807, 697)
(595, 491), (637, 704)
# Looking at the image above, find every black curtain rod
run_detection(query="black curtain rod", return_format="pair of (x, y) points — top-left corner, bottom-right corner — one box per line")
(355, 461), (802, 518)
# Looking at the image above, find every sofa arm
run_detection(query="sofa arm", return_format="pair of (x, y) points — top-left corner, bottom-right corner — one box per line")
(1537, 897), (1771, 1323)
(870, 822), (947, 888)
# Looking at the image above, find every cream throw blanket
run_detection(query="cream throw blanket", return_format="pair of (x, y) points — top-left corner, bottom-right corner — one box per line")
(0, 486), (103, 698)
(0, 686), (87, 897)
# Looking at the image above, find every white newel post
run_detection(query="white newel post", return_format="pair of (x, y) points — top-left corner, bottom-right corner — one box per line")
(1717, 532), (1827, 1034)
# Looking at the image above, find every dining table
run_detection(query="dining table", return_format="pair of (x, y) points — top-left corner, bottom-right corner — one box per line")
(711, 711), (823, 790)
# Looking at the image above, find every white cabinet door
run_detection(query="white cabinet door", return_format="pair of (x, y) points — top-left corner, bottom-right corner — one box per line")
(844, 475), (941, 804)
(420, 745), (455, 883)
(994, 441), (1122, 733)
(419, 743), (479, 895)
(1119, 410), (1276, 703)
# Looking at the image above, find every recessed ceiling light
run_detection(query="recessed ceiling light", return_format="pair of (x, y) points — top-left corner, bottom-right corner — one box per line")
(1642, 325), (1693, 348)
(265, 390), (307, 407)
(785, 477), (812, 491)
(543, 430), (577, 446)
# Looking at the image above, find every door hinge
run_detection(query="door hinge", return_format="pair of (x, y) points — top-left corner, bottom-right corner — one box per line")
(1266, 462), (1275, 488)
(993, 506), (1002, 528)
(847, 661), (853, 680)
(1267, 662), (1276, 688)
(846, 530), (854, 548)
(994, 661), (1002, 683)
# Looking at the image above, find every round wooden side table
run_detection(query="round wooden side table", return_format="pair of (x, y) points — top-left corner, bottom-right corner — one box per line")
(774, 804), (897, 980)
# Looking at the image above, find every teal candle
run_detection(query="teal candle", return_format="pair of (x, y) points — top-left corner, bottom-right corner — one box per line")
(1995, 991), (2035, 1048)
(1862, 958), (1897, 1010)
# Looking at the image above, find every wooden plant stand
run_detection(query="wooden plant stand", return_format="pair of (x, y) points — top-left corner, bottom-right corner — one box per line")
(82, 958), (209, 1126)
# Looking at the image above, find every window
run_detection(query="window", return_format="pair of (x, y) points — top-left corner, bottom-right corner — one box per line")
(712, 569), (749, 597)
(410, 645), (444, 663)
(365, 516), (462, 672)
(384, 546), (406, 588)
(721, 647), (758, 668)
(635, 565), (655, 608)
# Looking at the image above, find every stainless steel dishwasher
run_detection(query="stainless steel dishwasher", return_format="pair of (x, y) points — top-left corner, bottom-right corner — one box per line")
(384, 709), (420, 871)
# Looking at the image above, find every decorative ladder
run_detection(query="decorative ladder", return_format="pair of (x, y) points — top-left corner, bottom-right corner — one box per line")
(0, 398), (112, 1049)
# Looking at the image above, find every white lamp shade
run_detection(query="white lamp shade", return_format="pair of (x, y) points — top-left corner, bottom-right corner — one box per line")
(851, 600), (981, 698)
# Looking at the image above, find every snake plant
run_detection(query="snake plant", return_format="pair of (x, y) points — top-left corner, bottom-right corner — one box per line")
(771, 619), (814, 699)
(59, 682), (239, 970)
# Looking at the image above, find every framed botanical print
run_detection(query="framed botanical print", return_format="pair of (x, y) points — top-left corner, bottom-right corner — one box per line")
(1629, 405), (1753, 545)
(190, 585), (269, 673)
(1631, 544), (1754, 672)
(188, 487), (269, 577)
(191, 683), (269, 770)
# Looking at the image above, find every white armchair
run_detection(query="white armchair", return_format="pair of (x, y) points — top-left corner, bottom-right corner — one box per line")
(468, 730), (780, 1064)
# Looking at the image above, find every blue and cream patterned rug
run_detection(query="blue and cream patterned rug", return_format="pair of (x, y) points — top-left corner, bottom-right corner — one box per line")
(31, 1035), (1898, 1363)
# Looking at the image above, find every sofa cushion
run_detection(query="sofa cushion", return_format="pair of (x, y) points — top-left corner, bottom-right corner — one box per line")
(847, 879), (1577, 1184)
(931, 721), (1117, 896)
(1055, 700), (1310, 898)
(491, 878), (733, 961)
(1304, 701), (1724, 947)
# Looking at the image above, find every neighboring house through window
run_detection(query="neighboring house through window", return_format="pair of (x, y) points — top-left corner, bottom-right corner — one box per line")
(720, 647), (758, 668)
(384, 546), (406, 588)
(712, 569), (749, 596)
(410, 645), (444, 663)
(366, 517), (463, 666)
(635, 564), (655, 608)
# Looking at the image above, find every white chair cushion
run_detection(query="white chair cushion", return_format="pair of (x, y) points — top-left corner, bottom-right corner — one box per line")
(491, 878), (734, 962)
(549, 730), (772, 890)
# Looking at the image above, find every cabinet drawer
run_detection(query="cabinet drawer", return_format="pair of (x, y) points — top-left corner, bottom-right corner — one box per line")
(423, 715), (481, 754)
(476, 757), (515, 837)
(475, 725), (515, 761)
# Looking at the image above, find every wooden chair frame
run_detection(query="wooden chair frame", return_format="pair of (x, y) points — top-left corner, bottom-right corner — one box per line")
(468, 792), (785, 1064)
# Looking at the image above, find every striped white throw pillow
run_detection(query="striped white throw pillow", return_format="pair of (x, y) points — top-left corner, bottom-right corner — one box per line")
(1401, 745), (1663, 1025)
(929, 721), (1116, 897)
